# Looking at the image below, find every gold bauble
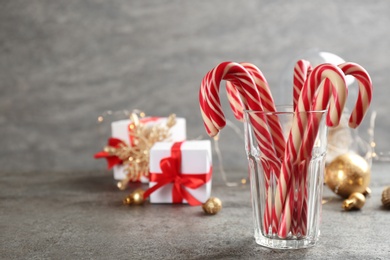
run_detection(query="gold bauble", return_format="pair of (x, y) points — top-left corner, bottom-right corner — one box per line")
(381, 186), (390, 209)
(202, 197), (222, 215)
(123, 189), (145, 205)
(325, 153), (370, 198)
(342, 192), (366, 210)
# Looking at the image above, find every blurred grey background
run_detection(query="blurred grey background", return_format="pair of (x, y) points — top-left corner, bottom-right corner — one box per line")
(1, 0), (388, 174)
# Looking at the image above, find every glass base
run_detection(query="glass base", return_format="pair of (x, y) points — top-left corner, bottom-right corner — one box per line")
(255, 232), (319, 249)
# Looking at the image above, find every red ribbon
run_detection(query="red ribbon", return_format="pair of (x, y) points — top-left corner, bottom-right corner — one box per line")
(93, 137), (125, 169)
(143, 142), (212, 206)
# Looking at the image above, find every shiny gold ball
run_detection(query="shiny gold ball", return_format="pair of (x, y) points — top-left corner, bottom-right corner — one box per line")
(123, 196), (132, 205)
(202, 197), (222, 215)
(123, 189), (145, 205)
(381, 186), (390, 209)
(325, 153), (370, 198)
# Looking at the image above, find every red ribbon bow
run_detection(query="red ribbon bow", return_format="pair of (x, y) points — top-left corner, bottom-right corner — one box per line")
(143, 142), (212, 206)
(93, 137), (125, 169)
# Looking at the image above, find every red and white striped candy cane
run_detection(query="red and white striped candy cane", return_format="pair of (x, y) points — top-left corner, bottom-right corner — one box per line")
(224, 62), (286, 234)
(226, 62), (285, 159)
(292, 62), (372, 236)
(199, 62), (283, 234)
(295, 63), (373, 236)
(299, 62), (373, 161)
(338, 62), (373, 128)
(243, 63), (285, 159)
(199, 62), (280, 167)
(294, 79), (332, 237)
(278, 78), (336, 238)
(199, 63), (253, 136)
(286, 64), (348, 166)
(242, 62), (287, 234)
(293, 60), (312, 110)
(275, 64), (348, 238)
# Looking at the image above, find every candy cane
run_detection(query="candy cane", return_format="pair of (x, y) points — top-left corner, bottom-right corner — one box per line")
(223, 62), (287, 233)
(294, 63), (373, 236)
(278, 78), (333, 238)
(243, 63), (286, 159)
(289, 62), (372, 237)
(293, 60), (312, 110)
(299, 62), (373, 162)
(225, 81), (275, 234)
(295, 79), (332, 237)
(242, 63), (287, 234)
(338, 62), (373, 128)
(226, 62), (285, 159)
(275, 64), (348, 238)
(199, 62), (281, 167)
(199, 62), (283, 234)
(199, 63), (252, 136)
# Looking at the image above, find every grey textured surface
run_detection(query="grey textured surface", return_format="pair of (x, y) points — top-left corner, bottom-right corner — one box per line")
(1, 164), (390, 259)
(2, 1), (390, 259)
(1, 0), (389, 172)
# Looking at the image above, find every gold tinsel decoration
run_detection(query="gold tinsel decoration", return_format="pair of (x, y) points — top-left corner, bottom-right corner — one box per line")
(105, 113), (177, 190)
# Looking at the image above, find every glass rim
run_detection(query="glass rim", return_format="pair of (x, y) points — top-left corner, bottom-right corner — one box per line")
(244, 105), (327, 116)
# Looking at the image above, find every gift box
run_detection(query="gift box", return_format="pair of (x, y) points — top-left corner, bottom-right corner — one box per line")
(110, 117), (186, 182)
(146, 140), (212, 205)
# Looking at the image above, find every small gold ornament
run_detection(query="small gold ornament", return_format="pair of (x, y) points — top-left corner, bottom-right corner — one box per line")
(342, 192), (366, 210)
(123, 189), (145, 205)
(202, 197), (222, 215)
(381, 186), (390, 209)
(325, 153), (370, 198)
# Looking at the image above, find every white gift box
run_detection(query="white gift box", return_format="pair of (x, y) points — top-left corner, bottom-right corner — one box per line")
(148, 140), (212, 204)
(111, 117), (186, 182)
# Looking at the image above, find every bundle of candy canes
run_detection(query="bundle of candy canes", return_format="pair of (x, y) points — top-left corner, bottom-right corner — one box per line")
(199, 60), (373, 238)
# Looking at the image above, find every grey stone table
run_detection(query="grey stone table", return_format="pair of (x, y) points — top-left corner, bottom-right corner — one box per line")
(1, 163), (390, 260)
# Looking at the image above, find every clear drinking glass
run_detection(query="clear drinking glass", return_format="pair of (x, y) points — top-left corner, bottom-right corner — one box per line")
(244, 106), (327, 249)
